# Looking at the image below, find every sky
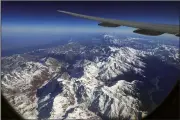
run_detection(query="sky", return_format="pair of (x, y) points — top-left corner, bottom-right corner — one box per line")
(2, 1), (180, 50)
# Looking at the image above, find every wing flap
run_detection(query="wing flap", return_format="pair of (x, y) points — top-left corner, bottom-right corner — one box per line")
(133, 29), (164, 36)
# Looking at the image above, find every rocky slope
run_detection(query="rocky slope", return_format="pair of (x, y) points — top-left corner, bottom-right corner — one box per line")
(1, 34), (179, 120)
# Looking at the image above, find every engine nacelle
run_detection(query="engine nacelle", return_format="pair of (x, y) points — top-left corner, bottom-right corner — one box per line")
(175, 33), (180, 37)
(133, 29), (164, 36)
(98, 22), (120, 27)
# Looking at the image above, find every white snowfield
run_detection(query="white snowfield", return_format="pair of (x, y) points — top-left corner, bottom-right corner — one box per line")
(1, 34), (179, 120)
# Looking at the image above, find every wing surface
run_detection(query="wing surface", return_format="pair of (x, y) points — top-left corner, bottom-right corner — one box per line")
(57, 10), (179, 37)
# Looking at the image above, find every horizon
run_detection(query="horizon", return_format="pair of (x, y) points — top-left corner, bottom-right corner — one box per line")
(2, 1), (180, 50)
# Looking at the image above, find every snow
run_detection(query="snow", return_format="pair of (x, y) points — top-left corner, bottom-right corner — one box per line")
(65, 107), (101, 120)
(38, 94), (51, 104)
(1, 34), (179, 120)
(91, 80), (145, 119)
(50, 95), (69, 119)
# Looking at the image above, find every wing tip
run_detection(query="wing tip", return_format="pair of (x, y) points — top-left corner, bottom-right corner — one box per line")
(57, 10), (63, 12)
(57, 10), (67, 13)
(57, 10), (71, 14)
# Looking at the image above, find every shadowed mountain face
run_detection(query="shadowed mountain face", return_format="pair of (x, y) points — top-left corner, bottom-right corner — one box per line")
(1, 33), (180, 120)
(37, 79), (63, 119)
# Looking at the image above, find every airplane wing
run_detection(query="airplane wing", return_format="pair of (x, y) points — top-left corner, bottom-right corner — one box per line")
(57, 10), (179, 37)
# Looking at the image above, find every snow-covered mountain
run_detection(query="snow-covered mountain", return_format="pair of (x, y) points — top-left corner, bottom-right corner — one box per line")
(1, 34), (180, 120)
